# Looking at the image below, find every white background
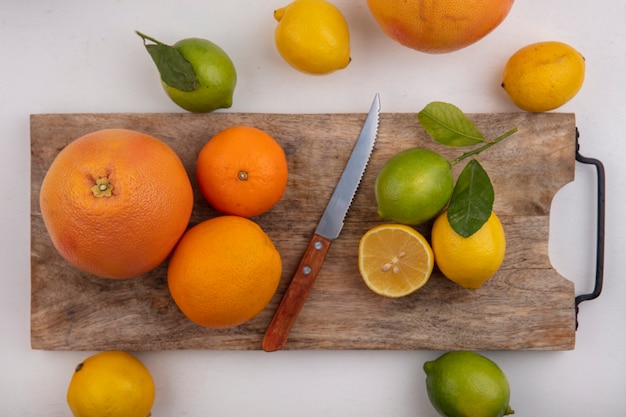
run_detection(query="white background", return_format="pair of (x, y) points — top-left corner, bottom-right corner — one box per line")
(1, 0), (625, 415)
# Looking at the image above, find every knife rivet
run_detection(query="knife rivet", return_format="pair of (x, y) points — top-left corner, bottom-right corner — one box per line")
(303, 266), (312, 275)
(314, 241), (323, 250)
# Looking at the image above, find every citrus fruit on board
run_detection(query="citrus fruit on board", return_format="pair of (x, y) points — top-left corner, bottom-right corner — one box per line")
(366, 0), (514, 53)
(274, 0), (351, 74)
(431, 211), (506, 289)
(502, 41), (585, 112)
(424, 351), (514, 417)
(196, 125), (288, 218)
(67, 350), (155, 417)
(167, 215), (282, 328)
(39, 128), (194, 279)
(358, 224), (434, 297)
(375, 148), (454, 225)
(138, 31), (237, 113)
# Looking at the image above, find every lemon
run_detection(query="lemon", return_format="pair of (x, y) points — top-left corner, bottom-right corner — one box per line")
(431, 210), (506, 289)
(67, 351), (155, 417)
(424, 351), (515, 417)
(274, 0), (351, 75)
(358, 224), (434, 297)
(375, 148), (454, 225)
(501, 41), (585, 112)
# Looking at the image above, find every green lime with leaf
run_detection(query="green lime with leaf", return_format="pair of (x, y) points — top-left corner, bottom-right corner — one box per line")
(375, 102), (517, 236)
(137, 31), (237, 113)
(424, 351), (515, 417)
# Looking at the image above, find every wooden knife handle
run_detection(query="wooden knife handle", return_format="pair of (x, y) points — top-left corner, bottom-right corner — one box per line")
(262, 234), (332, 352)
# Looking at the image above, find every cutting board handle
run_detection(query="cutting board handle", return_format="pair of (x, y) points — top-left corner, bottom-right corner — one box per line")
(573, 128), (606, 329)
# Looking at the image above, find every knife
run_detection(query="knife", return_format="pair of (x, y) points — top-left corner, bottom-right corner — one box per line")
(262, 94), (380, 352)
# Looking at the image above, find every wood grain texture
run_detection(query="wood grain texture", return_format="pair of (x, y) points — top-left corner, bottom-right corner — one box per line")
(30, 111), (578, 351)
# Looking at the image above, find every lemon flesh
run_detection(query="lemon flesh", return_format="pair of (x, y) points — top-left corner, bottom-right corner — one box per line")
(358, 224), (434, 297)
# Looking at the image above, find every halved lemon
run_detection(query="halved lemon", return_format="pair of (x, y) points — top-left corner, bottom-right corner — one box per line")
(358, 224), (434, 297)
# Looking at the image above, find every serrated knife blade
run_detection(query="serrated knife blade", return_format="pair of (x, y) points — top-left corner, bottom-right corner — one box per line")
(262, 94), (380, 352)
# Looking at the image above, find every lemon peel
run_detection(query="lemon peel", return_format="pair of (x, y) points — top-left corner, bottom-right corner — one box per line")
(274, 0), (350, 74)
(502, 41), (585, 112)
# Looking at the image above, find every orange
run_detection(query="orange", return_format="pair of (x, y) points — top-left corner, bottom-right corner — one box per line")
(358, 224), (434, 297)
(366, 0), (515, 54)
(167, 215), (282, 328)
(39, 128), (194, 279)
(196, 126), (288, 218)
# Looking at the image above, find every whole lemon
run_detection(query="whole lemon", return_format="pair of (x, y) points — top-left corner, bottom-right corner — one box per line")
(67, 351), (155, 417)
(274, 0), (350, 74)
(367, 0), (514, 54)
(431, 210), (506, 289)
(502, 41), (585, 112)
(375, 148), (454, 225)
(424, 351), (514, 417)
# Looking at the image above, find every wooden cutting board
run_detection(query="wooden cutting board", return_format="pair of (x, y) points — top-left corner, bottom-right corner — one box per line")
(30, 111), (577, 351)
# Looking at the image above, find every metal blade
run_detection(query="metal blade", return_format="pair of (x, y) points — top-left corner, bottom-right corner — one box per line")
(315, 94), (380, 240)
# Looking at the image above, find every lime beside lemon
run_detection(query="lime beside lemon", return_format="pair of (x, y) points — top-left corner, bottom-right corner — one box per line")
(375, 148), (454, 225)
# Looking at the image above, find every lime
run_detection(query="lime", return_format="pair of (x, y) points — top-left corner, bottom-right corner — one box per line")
(138, 32), (237, 113)
(501, 41), (585, 112)
(431, 210), (506, 289)
(375, 148), (454, 225)
(424, 351), (514, 417)
(274, 0), (351, 74)
(164, 38), (236, 112)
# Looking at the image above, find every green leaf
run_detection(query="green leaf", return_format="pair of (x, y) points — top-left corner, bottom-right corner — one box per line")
(136, 31), (199, 92)
(417, 102), (486, 147)
(447, 159), (494, 237)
